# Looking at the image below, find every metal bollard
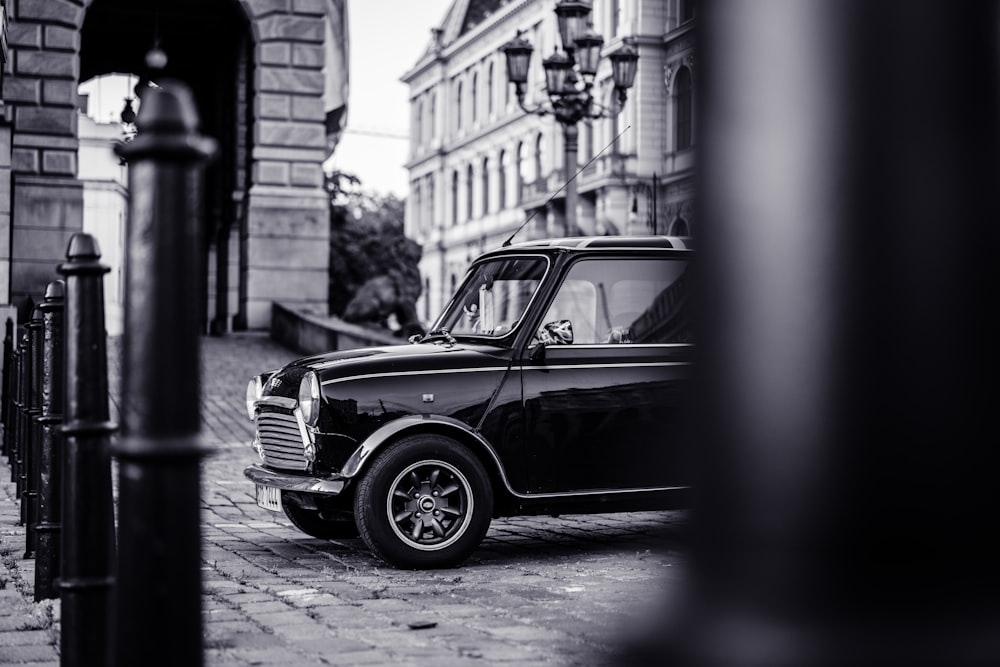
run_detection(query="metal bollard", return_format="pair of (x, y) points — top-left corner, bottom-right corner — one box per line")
(113, 78), (217, 667)
(15, 333), (27, 495)
(1, 317), (12, 458)
(57, 234), (117, 667)
(9, 341), (22, 481)
(34, 280), (65, 600)
(22, 308), (44, 550)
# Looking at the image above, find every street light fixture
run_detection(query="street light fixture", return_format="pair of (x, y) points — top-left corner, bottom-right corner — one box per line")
(501, 0), (638, 236)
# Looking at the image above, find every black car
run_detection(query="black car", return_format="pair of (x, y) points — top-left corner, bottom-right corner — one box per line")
(244, 236), (694, 568)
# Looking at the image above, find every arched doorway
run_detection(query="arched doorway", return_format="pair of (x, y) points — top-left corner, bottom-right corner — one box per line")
(80, 0), (254, 334)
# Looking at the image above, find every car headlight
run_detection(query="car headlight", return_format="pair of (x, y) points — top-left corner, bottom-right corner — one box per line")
(298, 371), (321, 427)
(246, 374), (265, 420)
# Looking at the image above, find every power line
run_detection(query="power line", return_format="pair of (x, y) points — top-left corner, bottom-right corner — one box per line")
(343, 127), (409, 140)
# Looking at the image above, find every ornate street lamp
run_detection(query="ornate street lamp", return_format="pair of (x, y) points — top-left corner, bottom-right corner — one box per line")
(501, 0), (638, 236)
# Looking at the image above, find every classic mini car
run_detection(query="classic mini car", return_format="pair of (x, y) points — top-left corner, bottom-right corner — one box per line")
(244, 236), (694, 568)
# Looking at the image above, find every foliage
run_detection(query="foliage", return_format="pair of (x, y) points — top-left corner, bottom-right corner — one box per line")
(326, 170), (424, 336)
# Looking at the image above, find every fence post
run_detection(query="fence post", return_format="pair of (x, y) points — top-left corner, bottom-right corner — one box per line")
(112, 77), (216, 667)
(22, 307), (43, 556)
(34, 280), (65, 600)
(57, 234), (117, 667)
(1, 317), (12, 458)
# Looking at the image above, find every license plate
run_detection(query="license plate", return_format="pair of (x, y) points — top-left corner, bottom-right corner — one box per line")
(255, 484), (282, 512)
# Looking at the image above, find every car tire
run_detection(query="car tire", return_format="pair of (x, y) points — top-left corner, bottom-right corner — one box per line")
(281, 493), (359, 539)
(353, 434), (493, 569)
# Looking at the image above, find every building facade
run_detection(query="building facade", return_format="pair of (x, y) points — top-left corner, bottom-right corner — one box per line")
(402, 0), (696, 325)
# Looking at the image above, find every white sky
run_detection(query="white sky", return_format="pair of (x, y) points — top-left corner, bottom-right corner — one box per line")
(79, 0), (454, 199)
(329, 0), (454, 197)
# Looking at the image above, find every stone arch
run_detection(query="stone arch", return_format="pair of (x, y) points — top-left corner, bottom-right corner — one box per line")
(2, 0), (345, 331)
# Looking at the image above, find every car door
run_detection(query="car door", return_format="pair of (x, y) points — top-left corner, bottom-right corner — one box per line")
(519, 255), (693, 494)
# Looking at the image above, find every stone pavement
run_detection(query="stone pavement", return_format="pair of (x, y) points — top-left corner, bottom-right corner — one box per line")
(1, 332), (688, 666)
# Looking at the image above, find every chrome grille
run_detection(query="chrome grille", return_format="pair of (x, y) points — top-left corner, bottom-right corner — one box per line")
(257, 410), (307, 471)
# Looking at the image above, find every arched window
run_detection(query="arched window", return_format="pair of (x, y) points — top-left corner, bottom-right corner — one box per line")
(671, 216), (690, 237)
(675, 67), (693, 151)
(466, 163), (474, 220)
(498, 149), (507, 209)
(472, 72), (478, 124)
(456, 81), (463, 130)
(481, 157), (490, 215)
(451, 170), (459, 226)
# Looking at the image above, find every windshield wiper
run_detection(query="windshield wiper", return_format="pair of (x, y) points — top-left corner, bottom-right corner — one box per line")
(415, 328), (456, 345)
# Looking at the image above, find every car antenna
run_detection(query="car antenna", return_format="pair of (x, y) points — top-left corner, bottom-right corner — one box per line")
(502, 125), (632, 247)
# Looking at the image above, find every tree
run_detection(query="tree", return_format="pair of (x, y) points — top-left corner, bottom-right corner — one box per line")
(326, 170), (424, 337)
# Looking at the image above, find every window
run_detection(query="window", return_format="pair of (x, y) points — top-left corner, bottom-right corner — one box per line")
(498, 150), (507, 209)
(675, 67), (693, 151)
(534, 133), (544, 185)
(481, 157), (490, 215)
(472, 72), (478, 123)
(451, 170), (459, 226)
(681, 0), (697, 23)
(456, 81), (463, 130)
(516, 141), (526, 203)
(437, 257), (549, 338)
(537, 258), (693, 345)
(466, 163), (474, 220)
(426, 174), (435, 229)
(487, 63), (494, 115)
(414, 100), (422, 148)
(429, 92), (436, 141)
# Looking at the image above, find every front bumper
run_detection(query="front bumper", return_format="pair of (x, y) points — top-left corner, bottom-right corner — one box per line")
(243, 464), (347, 496)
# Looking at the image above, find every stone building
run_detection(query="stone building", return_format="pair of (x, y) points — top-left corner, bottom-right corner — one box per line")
(402, 0), (696, 324)
(0, 0), (349, 332)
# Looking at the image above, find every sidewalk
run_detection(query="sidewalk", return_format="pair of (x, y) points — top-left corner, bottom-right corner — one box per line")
(0, 331), (300, 665)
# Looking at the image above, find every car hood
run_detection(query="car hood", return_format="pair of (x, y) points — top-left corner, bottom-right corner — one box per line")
(261, 341), (513, 399)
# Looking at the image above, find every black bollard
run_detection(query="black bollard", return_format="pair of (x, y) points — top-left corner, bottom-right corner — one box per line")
(1, 317), (12, 458)
(57, 234), (117, 667)
(35, 280), (65, 600)
(113, 78), (216, 667)
(15, 333), (28, 497)
(22, 307), (44, 553)
(9, 341), (22, 481)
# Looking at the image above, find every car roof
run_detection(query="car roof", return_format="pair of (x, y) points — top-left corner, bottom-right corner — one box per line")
(489, 235), (695, 255)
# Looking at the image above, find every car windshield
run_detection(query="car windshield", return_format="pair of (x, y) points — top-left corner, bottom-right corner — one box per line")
(431, 256), (548, 340)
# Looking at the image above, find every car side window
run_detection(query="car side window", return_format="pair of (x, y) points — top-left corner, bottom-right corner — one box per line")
(538, 257), (693, 345)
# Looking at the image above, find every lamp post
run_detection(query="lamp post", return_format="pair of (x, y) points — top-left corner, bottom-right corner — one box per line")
(502, 0), (638, 237)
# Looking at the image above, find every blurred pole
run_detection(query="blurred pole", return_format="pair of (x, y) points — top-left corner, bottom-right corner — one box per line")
(113, 77), (216, 667)
(58, 234), (117, 667)
(2, 317), (12, 459)
(35, 280), (65, 601)
(634, 1), (1000, 665)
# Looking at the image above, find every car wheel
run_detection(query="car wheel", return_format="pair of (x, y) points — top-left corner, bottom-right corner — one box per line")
(281, 492), (359, 539)
(353, 434), (493, 569)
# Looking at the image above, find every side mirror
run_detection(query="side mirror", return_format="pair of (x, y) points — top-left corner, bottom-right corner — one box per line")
(529, 342), (546, 364)
(537, 319), (574, 345)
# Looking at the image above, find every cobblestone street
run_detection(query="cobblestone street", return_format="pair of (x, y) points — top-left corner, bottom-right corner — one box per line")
(2, 333), (688, 666)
